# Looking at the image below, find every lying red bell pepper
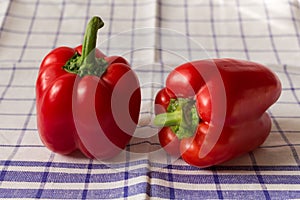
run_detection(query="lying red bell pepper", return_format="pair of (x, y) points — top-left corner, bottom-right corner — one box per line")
(36, 16), (141, 159)
(154, 59), (281, 168)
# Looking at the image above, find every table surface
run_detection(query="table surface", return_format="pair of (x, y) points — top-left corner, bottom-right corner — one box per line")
(0, 0), (299, 199)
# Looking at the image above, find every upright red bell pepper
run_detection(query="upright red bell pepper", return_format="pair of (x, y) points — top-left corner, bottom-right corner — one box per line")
(36, 16), (141, 159)
(154, 59), (281, 168)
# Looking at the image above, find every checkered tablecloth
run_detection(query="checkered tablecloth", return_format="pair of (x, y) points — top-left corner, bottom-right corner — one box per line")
(0, 0), (299, 199)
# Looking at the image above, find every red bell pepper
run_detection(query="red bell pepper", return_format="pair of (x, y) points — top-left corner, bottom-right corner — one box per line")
(36, 16), (141, 159)
(154, 59), (281, 168)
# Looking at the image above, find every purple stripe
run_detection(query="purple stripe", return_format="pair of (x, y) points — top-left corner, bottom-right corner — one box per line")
(0, 0), (12, 38)
(11, 0), (153, 7)
(271, 115), (300, 118)
(220, 174), (300, 184)
(0, 84), (35, 88)
(0, 144), (43, 148)
(277, 70), (300, 76)
(184, 0), (192, 60)
(223, 190), (300, 200)
(209, 0), (220, 58)
(269, 111), (300, 167)
(0, 64), (15, 103)
(1, 41), (299, 53)
(236, 0), (250, 60)
(82, 159), (93, 199)
(0, 100), (36, 187)
(35, 153), (55, 198)
(276, 101), (300, 105)
(284, 65), (300, 104)
(8, 12), (299, 23)
(124, 0), (138, 198)
(289, 2), (300, 48)
(81, 3), (93, 198)
(1, 160), (299, 171)
(2, 24), (300, 36)
(105, 0), (115, 55)
(123, 146), (130, 198)
(0, 187), (299, 199)
(129, 0), (137, 65)
(159, 1), (290, 8)
(166, 158), (175, 199)
(6, 0), (290, 8)
(262, 143), (300, 148)
(7, 13), (155, 21)
(12, 95), (284, 104)
(1, 43), (300, 54)
(0, 27), (148, 37)
(159, 16), (300, 23)
(1, 169), (300, 184)
(51, 0), (65, 48)
(156, 0), (166, 109)
(249, 152), (271, 199)
(0, 128), (37, 131)
(211, 167), (223, 199)
(282, 87), (300, 90)
(263, 0), (281, 64)
(17, 0), (40, 62)
(0, 67), (38, 70)
(0, 59), (39, 63)
(3, 142), (298, 149)
(0, 98), (36, 101)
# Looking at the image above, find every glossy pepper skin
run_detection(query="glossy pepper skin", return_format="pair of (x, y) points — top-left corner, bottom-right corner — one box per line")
(154, 59), (281, 168)
(36, 16), (141, 159)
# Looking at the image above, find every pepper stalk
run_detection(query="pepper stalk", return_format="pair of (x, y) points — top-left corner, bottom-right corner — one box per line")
(63, 16), (108, 77)
(154, 98), (200, 139)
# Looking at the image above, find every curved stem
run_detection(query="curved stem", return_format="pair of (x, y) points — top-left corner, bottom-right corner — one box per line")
(154, 98), (200, 140)
(154, 110), (182, 127)
(63, 16), (107, 77)
(81, 16), (104, 65)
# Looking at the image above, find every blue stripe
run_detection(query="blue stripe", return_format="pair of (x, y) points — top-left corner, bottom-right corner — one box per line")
(184, 0), (192, 61)
(0, 0), (12, 39)
(236, 0), (250, 60)
(0, 144), (44, 147)
(222, 190), (300, 200)
(0, 42), (298, 55)
(82, 159), (93, 200)
(289, 1), (300, 48)
(263, 0), (281, 64)
(269, 110), (300, 167)
(1, 169), (300, 184)
(167, 163), (175, 199)
(51, 0), (65, 49)
(81, 4), (93, 199)
(211, 167), (224, 199)
(284, 64), (300, 105)
(123, 147), (130, 198)
(1, 25), (300, 40)
(0, 64), (15, 103)
(10, 0), (153, 7)
(210, 0), (220, 58)
(0, 187), (299, 199)
(1, 160), (300, 171)
(0, 96), (36, 187)
(35, 153), (55, 198)
(17, 0), (39, 63)
(249, 152), (271, 199)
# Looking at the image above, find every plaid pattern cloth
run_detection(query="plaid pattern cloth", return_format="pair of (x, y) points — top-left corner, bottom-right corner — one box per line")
(0, 0), (299, 199)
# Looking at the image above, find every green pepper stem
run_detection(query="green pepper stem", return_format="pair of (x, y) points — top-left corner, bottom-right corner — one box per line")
(154, 98), (200, 140)
(63, 16), (108, 77)
(80, 16), (104, 65)
(154, 110), (182, 127)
